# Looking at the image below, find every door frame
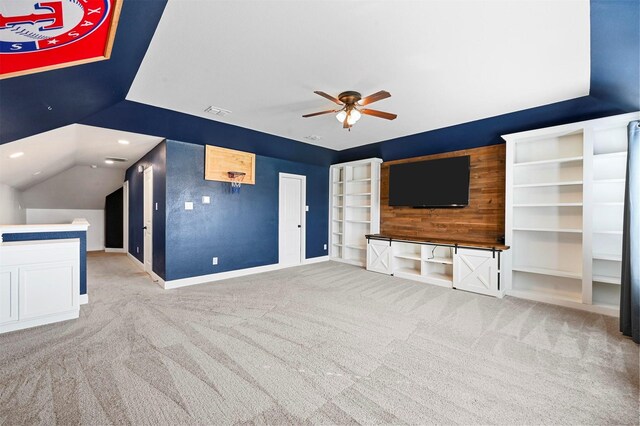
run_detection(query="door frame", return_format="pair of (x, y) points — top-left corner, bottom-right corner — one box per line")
(143, 167), (153, 274)
(123, 180), (129, 254)
(278, 172), (306, 266)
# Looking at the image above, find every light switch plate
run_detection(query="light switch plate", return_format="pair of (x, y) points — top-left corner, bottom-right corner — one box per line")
(202, 196), (211, 204)
(305, 205), (309, 212)
(185, 202), (194, 210)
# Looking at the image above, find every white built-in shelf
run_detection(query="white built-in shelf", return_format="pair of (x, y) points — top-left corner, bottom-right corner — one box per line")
(333, 181), (344, 184)
(332, 243), (343, 247)
(394, 253), (421, 261)
(513, 203), (583, 207)
(424, 257), (453, 265)
(594, 178), (625, 184)
(349, 192), (372, 196)
(594, 151), (627, 159)
(593, 230), (623, 235)
(593, 275), (621, 285)
(593, 253), (622, 262)
(333, 205), (343, 208)
(348, 178), (372, 182)
(345, 205), (372, 208)
(513, 227), (582, 233)
(513, 156), (583, 167)
(345, 244), (366, 251)
(334, 194), (344, 197)
(345, 219), (371, 224)
(594, 202), (624, 206)
(508, 288), (582, 305)
(513, 181), (583, 188)
(512, 265), (581, 280)
(332, 232), (343, 235)
(423, 272), (453, 284)
(395, 268), (421, 277)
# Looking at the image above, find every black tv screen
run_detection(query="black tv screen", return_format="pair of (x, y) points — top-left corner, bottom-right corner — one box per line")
(389, 156), (470, 207)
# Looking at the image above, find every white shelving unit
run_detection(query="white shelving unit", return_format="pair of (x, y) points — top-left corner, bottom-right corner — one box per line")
(504, 112), (638, 316)
(329, 158), (382, 266)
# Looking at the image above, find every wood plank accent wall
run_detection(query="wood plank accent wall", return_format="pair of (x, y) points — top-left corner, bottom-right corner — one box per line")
(380, 144), (505, 244)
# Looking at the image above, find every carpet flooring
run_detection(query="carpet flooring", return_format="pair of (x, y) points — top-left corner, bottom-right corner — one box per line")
(0, 253), (638, 425)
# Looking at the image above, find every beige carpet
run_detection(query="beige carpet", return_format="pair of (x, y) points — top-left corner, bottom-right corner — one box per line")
(0, 253), (637, 425)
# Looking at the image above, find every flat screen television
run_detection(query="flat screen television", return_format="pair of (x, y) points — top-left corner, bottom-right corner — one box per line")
(389, 156), (470, 207)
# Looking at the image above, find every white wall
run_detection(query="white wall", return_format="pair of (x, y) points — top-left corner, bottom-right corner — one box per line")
(22, 165), (124, 209)
(0, 183), (26, 225)
(26, 209), (105, 251)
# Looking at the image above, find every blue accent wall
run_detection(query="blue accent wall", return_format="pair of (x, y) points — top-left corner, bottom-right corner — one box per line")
(165, 140), (328, 281)
(125, 141), (167, 279)
(3, 232), (87, 295)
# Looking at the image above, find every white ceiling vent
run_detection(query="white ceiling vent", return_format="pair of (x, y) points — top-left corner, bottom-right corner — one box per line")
(204, 106), (232, 117)
(105, 157), (127, 163)
(304, 135), (322, 141)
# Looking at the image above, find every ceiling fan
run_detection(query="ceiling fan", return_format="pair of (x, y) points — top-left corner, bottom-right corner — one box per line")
(303, 90), (397, 130)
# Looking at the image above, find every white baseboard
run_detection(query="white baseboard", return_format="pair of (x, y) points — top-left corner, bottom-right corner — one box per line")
(163, 256), (331, 290)
(79, 294), (88, 305)
(303, 255), (329, 264)
(0, 310), (79, 334)
(105, 248), (126, 253)
(150, 271), (166, 288)
(127, 252), (145, 270)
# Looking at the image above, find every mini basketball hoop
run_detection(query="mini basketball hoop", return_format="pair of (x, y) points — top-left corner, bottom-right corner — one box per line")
(227, 171), (246, 194)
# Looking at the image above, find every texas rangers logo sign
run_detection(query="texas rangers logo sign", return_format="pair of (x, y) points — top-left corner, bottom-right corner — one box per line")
(0, 0), (121, 78)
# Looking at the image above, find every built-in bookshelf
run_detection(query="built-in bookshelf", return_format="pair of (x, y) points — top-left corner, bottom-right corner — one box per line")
(329, 158), (382, 266)
(504, 112), (638, 315)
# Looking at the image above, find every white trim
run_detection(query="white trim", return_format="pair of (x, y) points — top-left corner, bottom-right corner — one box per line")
(0, 223), (90, 241)
(143, 167), (153, 274)
(163, 257), (331, 290)
(123, 180), (129, 255)
(150, 270), (165, 288)
(127, 252), (145, 271)
(105, 248), (126, 253)
(303, 255), (329, 265)
(278, 172), (306, 267)
(0, 310), (79, 334)
(331, 157), (383, 167)
(79, 294), (89, 305)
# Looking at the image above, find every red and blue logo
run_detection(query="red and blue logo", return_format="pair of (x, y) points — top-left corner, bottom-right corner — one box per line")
(0, 0), (111, 53)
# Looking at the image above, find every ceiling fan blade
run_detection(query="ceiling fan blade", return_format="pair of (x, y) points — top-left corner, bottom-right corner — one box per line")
(314, 91), (343, 105)
(361, 109), (398, 120)
(359, 90), (391, 106)
(302, 109), (338, 118)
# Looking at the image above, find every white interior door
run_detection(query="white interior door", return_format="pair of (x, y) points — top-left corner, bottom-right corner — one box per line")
(143, 167), (153, 273)
(279, 173), (306, 266)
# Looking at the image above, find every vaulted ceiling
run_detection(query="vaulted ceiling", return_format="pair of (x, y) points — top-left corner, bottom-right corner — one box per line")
(0, 0), (638, 167)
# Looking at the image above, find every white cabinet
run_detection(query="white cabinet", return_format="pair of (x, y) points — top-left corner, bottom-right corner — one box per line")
(366, 238), (392, 274)
(0, 239), (80, 334)
(503, 111), (639, 315)
(366, 236), (505, 297)
(453, 248), (499, 297)
(0, 267), (18, 325)
(330, 158), (382, 266)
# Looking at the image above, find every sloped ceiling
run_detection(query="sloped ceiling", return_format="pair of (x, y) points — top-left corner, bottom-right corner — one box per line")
(0, 0), (638, 166)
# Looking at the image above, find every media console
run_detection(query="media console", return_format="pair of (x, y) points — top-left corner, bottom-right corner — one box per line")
(365, 234), (509, 298)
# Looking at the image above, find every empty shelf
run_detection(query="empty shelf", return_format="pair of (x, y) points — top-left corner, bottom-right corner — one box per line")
(593, 275), (621, 285)
(512, 266), (581, 279)
(513, 156), (583, 167)
(513, 181), (583, 188)
(424, 257), (453, 265)
(513, 227), (582, 233)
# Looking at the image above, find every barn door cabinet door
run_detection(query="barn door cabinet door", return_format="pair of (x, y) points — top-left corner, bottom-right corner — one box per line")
(366, 239), (392, 274)
(453, 248), (499, 297)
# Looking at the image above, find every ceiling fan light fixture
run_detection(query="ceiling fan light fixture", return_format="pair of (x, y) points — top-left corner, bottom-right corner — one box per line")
(347, 109), (362, 125)
(336, 110), (347, 123)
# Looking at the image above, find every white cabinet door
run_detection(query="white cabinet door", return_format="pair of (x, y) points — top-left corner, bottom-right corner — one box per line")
(367, 239), (392, 274)
(19, 261), (77, 320)
(0, 267), (18, 325)
(453, 248), (499, 297)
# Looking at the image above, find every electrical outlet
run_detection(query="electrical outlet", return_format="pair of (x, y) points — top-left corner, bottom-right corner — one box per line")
(202, 196), (211, 204)
(212, 257), (218, 265)
(185, 201), (194, 210)
(323, 244), (327, 250)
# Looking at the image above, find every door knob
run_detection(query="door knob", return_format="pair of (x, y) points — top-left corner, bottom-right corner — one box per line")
(143, 226), (148, 230)
(297, 225), (301, 228)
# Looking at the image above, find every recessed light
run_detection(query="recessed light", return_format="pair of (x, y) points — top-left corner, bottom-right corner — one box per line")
(104, 159), (114, 164)
(9, 152), (24, 159)
(118, 139), (130, 145)
(33, 171), (41, 175)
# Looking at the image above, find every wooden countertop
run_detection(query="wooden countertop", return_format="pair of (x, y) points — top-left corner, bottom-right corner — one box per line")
(366, 234), (510, 251)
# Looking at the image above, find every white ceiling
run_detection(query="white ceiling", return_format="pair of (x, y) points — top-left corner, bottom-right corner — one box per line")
(127, 0), (590, 151)
(0, 124), (164, 190)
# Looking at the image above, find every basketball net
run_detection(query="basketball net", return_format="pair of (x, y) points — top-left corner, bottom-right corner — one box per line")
(228, 171), (246, 194)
